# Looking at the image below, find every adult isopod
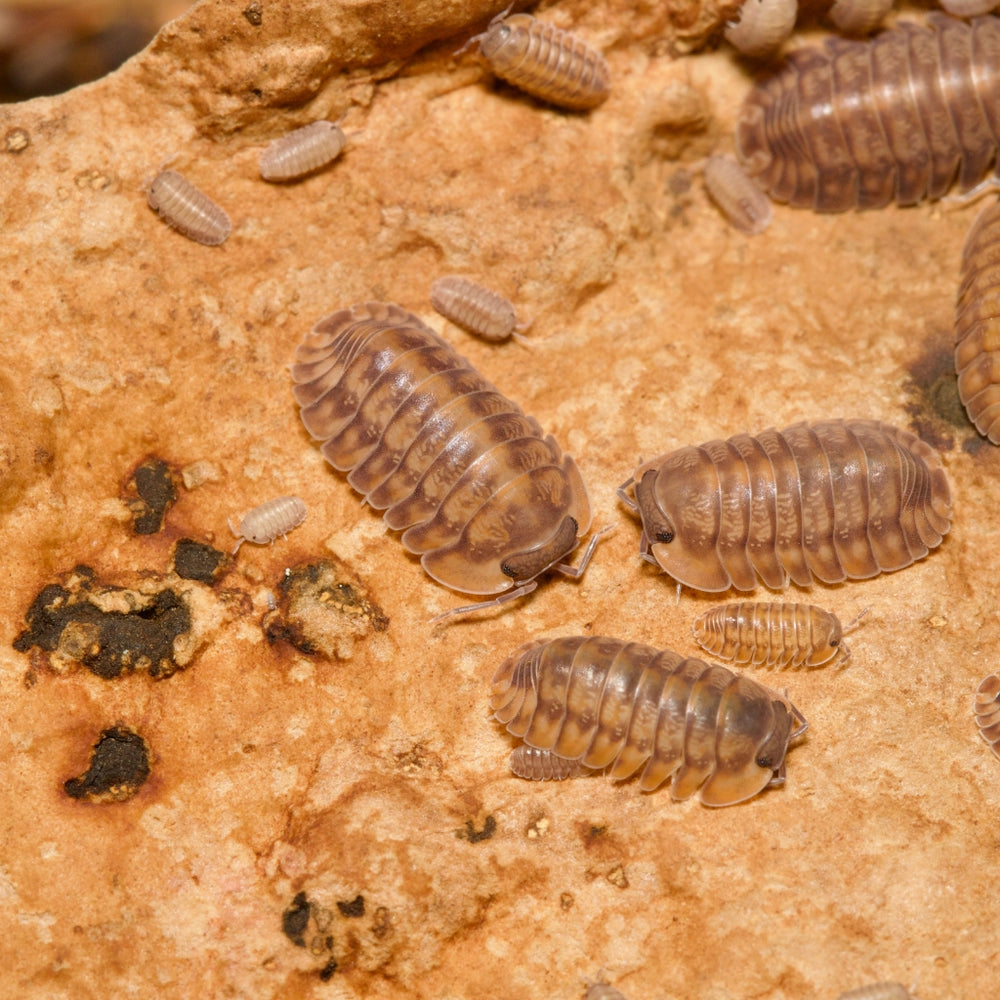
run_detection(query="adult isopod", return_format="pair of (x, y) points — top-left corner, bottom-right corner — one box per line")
(974, 673), (1000, 758)
(702, 154), (773, 234)
(955, 196), (1000, 443)
(724, 0), (798, 59)
(290, 301), (599, 618)
(836, 983), (916, 1000)
(736, 13), (1000, 211)
(619, 419), (952, 593)
(146, 169), (231, 245)
(692, 602), (869, 668)
(259, 120), (346, 182)
(490, 635), (808, 806)
(430, 275), (529, 344)
(230, 496), (307, 553)
(462, 7), (610, 111)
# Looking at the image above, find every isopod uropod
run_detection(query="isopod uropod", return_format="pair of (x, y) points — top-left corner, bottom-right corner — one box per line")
(490, 635), (808, 806)
(430, 275), (529, 344)
(702, 154), (774, 234)
(736, 13), (1000, 211)
(724, 0), (798, 59)
(290, 301), (600, 619)
(835, 983), (915, 1000)
(259, 120), (347, 182)
(692, 602), (869, 668)
(974, 673), (1000, 758)
(463, 7), (610, 111)
(146, 169), (232, 245)
(619, 419), (952, 593)
(230, 496), (307, 553)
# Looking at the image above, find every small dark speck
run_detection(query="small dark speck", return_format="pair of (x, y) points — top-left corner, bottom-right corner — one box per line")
(319, 958), (338, 982)
(336, 894), (365, 918)
(461, 816), (497, 844)
(243, 0), (263, 26)
(282, 891), (311, 947)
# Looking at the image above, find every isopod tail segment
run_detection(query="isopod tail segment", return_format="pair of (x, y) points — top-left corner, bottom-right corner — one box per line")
(429, 522), (613, 623)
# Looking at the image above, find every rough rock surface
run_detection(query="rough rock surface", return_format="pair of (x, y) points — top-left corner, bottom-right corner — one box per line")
(0, 2), (994, 998)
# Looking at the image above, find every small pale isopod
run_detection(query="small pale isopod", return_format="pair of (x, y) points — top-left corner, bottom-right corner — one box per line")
(230, 496), (307, 554)
(583, 983), (629, 1000)
(939, 0), (998, 16)
(702, 154), (773, 234)
(974, 673), (1000, 758)
(736, 14), (1000, 211)
(290, 301), (600, 619)
(430, 275), (529, 344)
(490, 635), (808, 806)
(955, 196), (1000, 443)
(259, 120), (346, 182)
(692, 602), (869, 668)
(146, 169), (231, 245)
(836, 983), (914, 1000)
(463, 8), (610, 111)
(828, 0), (894, 36)
(619, 419), (952, 593)
(724, 0), (798, 59)
(509, 745), (583, 780)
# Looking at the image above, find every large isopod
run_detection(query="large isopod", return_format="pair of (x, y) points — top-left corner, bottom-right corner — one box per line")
(974, 673), (1000, 758)
(463, 8), (610, 111)
(736, 13), (1000, 211)
(146, 169), (231, 245)
(619, 419), (952, 593)
(692, 602), (868, 668)
(955, 196), (1000, 443)
(290, 301), (597, 617)
(490, 635), (808, 806)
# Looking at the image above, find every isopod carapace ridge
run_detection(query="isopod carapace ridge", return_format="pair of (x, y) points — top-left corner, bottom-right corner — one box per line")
(290, 301), (602, 618)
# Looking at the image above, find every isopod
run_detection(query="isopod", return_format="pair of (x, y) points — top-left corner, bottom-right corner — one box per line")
(939, 0), (998, 16)
(736, 14), (1000, 211)
(462, 7), (610, 111)
(955, 196), (1000, 443)
(702, 154), (774, 234)
(692, 602), (869, 668)
(259, 120), (346, 182)
(146, 169), (231, 245)
(828, 0), (894, 36)
(509, 745), (583, 780)
(584, 983), (629, 1000)
(836, 983), (914, 1000)
(430, 275), (529, 344)
(490, 635), (808, 806)
(290, 301), (599, 619)
(230, 496), (307, 554)
(725, 0), (798, 59)
(974, 673), (1000, 758)
(618, 419), (952, 593)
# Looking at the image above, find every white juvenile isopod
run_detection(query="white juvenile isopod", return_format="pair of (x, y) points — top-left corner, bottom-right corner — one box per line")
(938, 0), (998, 16)
(724, 0), (798, 59)
(230, 496), (307, 554)
(702, 154), (774, 234)
(974, 673), (1000, 759)
(146, 169), (232, 246)
(259, 120), (347, 182)
(430, 276), (530, 344)
(828, 0), (894, 35)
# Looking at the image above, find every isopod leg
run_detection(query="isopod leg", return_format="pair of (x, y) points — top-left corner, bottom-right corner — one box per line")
(553, 523), (615, 579)
(616, 476), (639, 512)
(429, 581), (539, 624)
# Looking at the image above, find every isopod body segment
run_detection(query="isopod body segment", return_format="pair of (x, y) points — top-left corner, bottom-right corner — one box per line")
(430, 275), (526, 343)
(490, 635), (808, 806)
(619, 419), (952, 593)
(146, 169), (231, 245)
(974, 673), (1000, 758)
(231, 496), (307, 553)
(736, 13), (1000, 211)
(259, 120), (346, 181)
(290, 301), (595, 609)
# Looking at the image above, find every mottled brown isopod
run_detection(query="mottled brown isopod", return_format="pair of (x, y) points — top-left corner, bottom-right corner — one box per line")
(430, 275), (528, 344)
(828, 0), (895, 36)
(836, 983), (915, 1000)
(702, 154), (774, 234)
(259, 120), (346, 182)
(290, 302), (598, 618)
(464, 9), (610, 111)
(736, 14), (1000, 211)
(146, 169), (231, 245)
(230, 496), (307, 554)
(619, 419), (952, 593)
(490, 636), (808, 807)
(974, 673), (1000, 758)
(725, 0), (798, 59)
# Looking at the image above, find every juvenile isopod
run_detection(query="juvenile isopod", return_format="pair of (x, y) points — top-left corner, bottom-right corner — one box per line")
(290, 301), (601, 619)
(619, 419), (952, 593)
(836, 983), (915, 1000)
(462, 7), (610, 111)
(736, 14), (1000, 211)
(430, 275), (529, 344)
(230, 496), (307, 554)
(939, 0), (998, 16)
(259, 120), (346, 182)
(955, 197), (1000, 443)
(724, 0), (798, 59)
(146, 169), (231, 245)
(974, 673), (1000, 758)
(692, 602), (869, 668)
(509, 745), (583, 780)
(828, 0), (894, 36)
(583, 983), (629, 1000)
(490, 635), (808, 806)
(702, 154), (774, 234)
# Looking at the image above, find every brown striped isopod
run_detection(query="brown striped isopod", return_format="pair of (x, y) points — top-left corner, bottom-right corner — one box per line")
(490, 636), (808, 806)
(692, 602), (869, 668)
(430, 275), (530, 344)
(259, 120), (346, 182)
(828, 0), (895, 36)
(462, 7), (610, 111)
(736, 14), (1000, 211)
(974, 673), (1000, 758)
(955, 196), (1000, 442)
(619, 419), (952, 593)
(230, 496), (307, 554)
(836, 983), (915, 1000)
(702, 154), (774, 234)
(290, 301), (599, 618)
(724, 0), (798, 59)
(146, 168), (231, 245)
